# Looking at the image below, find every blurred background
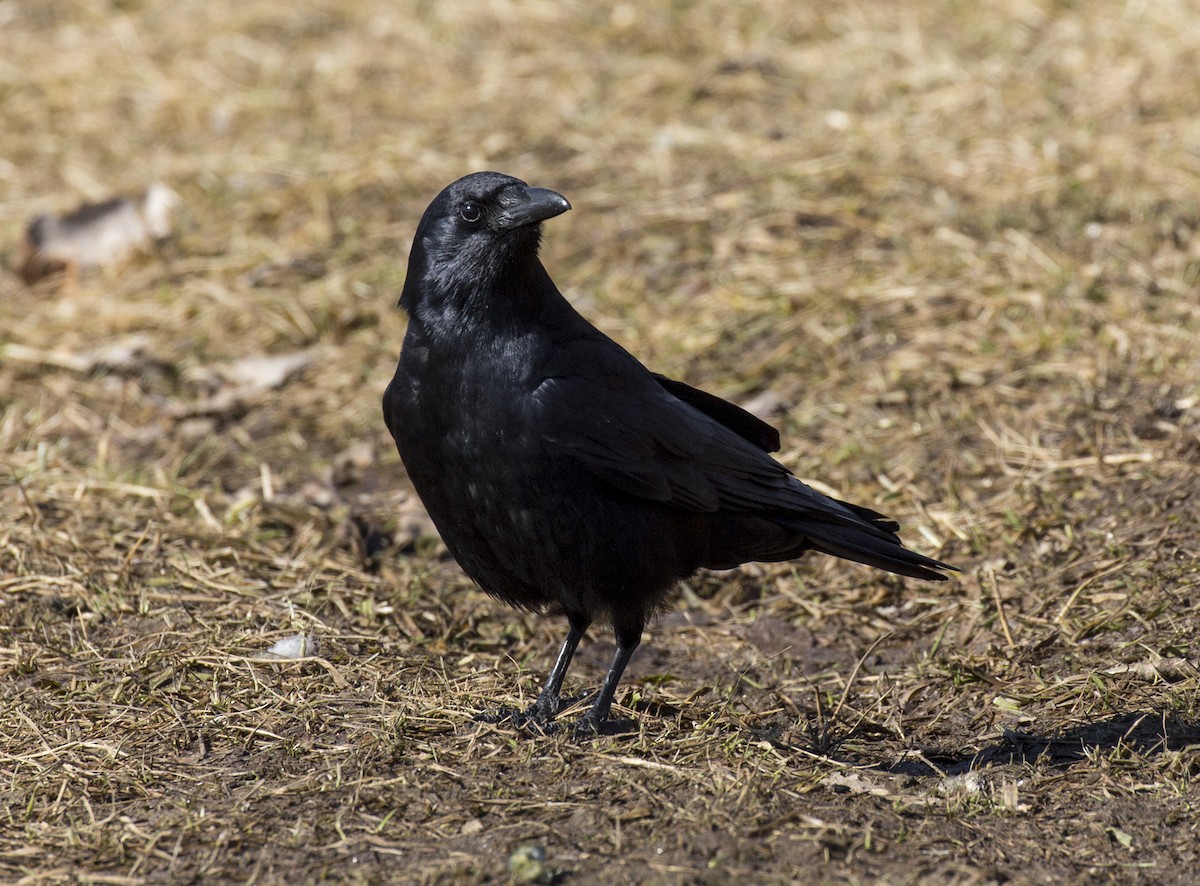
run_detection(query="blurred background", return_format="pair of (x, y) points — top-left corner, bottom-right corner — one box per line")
(2, 1), (1199, 882)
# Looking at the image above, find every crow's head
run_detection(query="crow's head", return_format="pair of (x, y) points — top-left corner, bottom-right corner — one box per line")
(400, 172), (571, 316)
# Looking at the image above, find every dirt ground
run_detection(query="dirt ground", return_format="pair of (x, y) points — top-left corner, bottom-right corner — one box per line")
(3, 1), (1200, 883)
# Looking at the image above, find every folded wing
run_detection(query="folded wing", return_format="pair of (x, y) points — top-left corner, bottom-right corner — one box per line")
(534, 354), (954, 581)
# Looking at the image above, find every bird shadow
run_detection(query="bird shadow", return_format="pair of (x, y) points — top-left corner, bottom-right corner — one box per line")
(882, 711), (1200, 777)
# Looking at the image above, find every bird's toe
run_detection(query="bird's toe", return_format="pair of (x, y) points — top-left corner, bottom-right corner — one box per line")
(474, 706), (524, 726)
(475, 705), (564, 736)
(570, 714), (637, 740)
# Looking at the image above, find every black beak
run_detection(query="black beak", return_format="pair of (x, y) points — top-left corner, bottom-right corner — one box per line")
(494, 186), (571, 231)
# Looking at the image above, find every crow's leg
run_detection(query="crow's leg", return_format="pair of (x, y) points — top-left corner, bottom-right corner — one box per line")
(574, 620), (642, 737)
(478, 613), (590, 731)
(521, 614), (589, 727)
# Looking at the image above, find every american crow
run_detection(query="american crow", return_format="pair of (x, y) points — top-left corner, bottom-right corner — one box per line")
(384, 172), (955, 736)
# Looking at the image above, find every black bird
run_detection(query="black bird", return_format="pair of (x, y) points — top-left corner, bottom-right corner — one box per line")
(384, 172), (956, 735)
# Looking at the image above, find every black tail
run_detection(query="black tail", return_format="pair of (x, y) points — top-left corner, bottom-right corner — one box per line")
(786, 499), (957, 582)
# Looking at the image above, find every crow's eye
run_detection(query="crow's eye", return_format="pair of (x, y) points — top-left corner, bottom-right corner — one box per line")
(460, 202), (482, 223)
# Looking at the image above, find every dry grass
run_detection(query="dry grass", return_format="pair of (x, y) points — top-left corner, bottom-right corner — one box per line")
(3, 0), (1200, 883)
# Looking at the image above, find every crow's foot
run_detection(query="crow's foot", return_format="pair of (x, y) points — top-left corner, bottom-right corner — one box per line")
(475, 705), (560, 735)
(571, 714), (638, 741)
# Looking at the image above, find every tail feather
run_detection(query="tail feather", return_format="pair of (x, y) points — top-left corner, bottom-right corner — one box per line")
(800, 520), (956, 581)
(782, 498), (957, 582)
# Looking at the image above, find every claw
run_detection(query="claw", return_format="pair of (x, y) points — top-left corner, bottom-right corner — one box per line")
(475, 704), (561, 735)
(474, 707), (523, 726)
(572, 715), (638, 740)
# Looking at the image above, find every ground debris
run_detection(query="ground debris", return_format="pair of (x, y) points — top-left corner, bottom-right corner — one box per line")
(1104, 658), (1199, 683)
(2, 333), (159, 374)
(3, 1), (1200, 884)
(170, 349), (318, 417)
(262, 633), (320, 659)
(14, 183), (179, 286)
(507, 845), (554, 885)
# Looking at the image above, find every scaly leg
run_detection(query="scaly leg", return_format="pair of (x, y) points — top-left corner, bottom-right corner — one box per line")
(574, 623), (642, 737)
(477, 613), (589, 731)
(522, 616), (588, 727)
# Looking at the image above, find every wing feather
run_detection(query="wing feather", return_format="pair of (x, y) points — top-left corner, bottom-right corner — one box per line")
(535, 370), (878, 532)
